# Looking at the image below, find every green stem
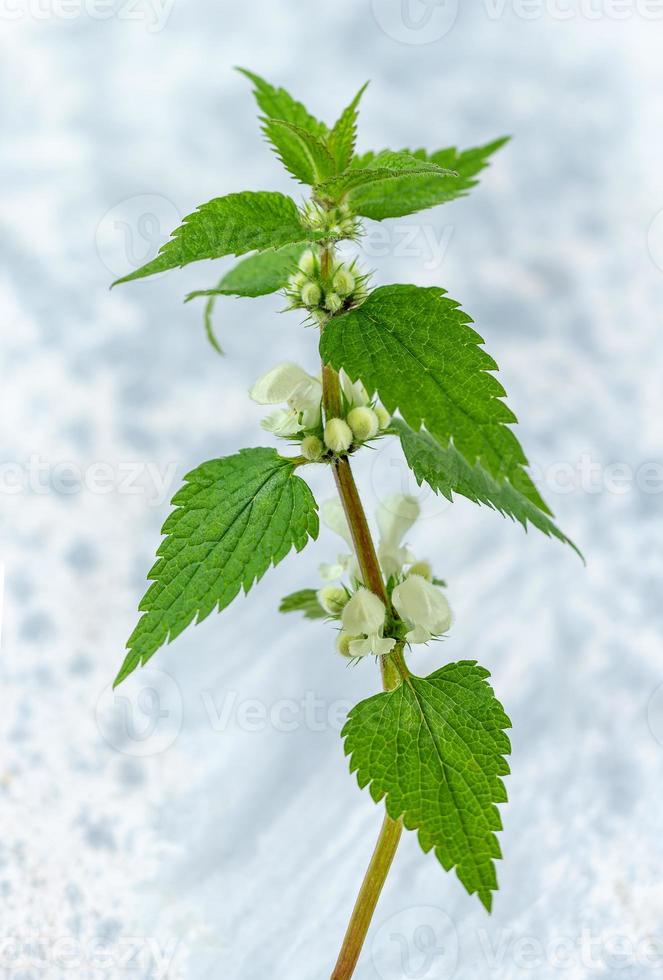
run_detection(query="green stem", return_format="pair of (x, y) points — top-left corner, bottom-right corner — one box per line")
(330, 814), (403, 980)
(318, 234), (404, 976)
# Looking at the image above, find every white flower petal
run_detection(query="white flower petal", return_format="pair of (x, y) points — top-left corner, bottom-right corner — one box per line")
(321, 499), (354, 549)
(249, 362), (311, 405)
(261, 408), (303, 436)
(339, 368), (370, 408)
(342, 587), (387, 637)
(392, 574), (452, 636)
(348, 637), (373, 658)
(406, 625), (431, 645)
(288, 378), (323, 428)
(319, 561), (345, 581)
(372, 635), (397, 657)
(377, 495), (420, 556)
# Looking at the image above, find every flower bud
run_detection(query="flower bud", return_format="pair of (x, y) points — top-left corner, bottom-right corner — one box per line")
(301, 435), (324, 461)
(347, 407), (379, 442)
(288, 271), (307, 291)
(318, 586), (349, 616)
(298, 249), (317, 276)
(324, 292), (344, 314)
(336, 631), (354, 658)
(332, 267), (356, 297)
(324, 418), (353, 453)
(375, 405), (391, 430)
(407, 561), (433, 582)
(301, 282), (322, 308)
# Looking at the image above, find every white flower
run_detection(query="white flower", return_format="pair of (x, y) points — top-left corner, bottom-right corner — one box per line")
(392, 574), (452, 645)
(250, 362), (322, 435)
(341, 588), (396, 658)
(339, 369), (370, 408)
(319, 499), (358, 581)
(376, 494), (420, 578)
(375, 405), (391, 430)
(261, 408), (304, 437)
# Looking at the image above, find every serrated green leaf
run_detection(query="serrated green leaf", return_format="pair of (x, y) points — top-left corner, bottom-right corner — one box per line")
(113, 192), (317, 286)
(237, 67), (327, 138)
(327, 81), (369, 173)
(318, 152), (456, 202)
(350, 137), (509, 220)
(343, 661), (511, 910)
(186, 244), (307, 355)
(393, 418), (580, 556)
(187, 243), (306, 302)
(279, 588), (326, 620)
(320, 285), (549, 515)
(262, 118), (336, 185)
(114, 448), (319, 686)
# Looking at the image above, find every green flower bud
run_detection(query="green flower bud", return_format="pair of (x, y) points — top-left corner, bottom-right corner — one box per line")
(287, 271), (307, 291)
(347, 406), (379, 442)
(318, 586), (349, 616)
(301, 435), (324, 461)
(332, 268), (356, 297)
(324, 418), (353, 454)
(407, 561), (433, 582)
(301, 282), (322, 307)
(325, 292), (343, 314)
(298, 249), (317, 276)
(375, 405), (392, 430)
(336, 631), (355, 658)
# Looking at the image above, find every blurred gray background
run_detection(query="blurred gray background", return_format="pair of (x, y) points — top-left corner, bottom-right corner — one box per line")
(2, 2), (663, 978)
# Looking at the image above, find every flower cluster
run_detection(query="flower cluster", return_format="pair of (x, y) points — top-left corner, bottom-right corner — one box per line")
(301, 201), (359, 240)
(317, 495), (453, 659)
(284, 249), (369, 319)
(249, 364), (390, 459)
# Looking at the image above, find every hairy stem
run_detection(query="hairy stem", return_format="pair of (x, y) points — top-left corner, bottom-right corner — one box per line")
(318, 235), (403, 977)
(330, 814), (403, 980)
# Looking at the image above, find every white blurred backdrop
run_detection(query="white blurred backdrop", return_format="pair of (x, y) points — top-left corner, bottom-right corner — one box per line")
(2, 2), (663, 978)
